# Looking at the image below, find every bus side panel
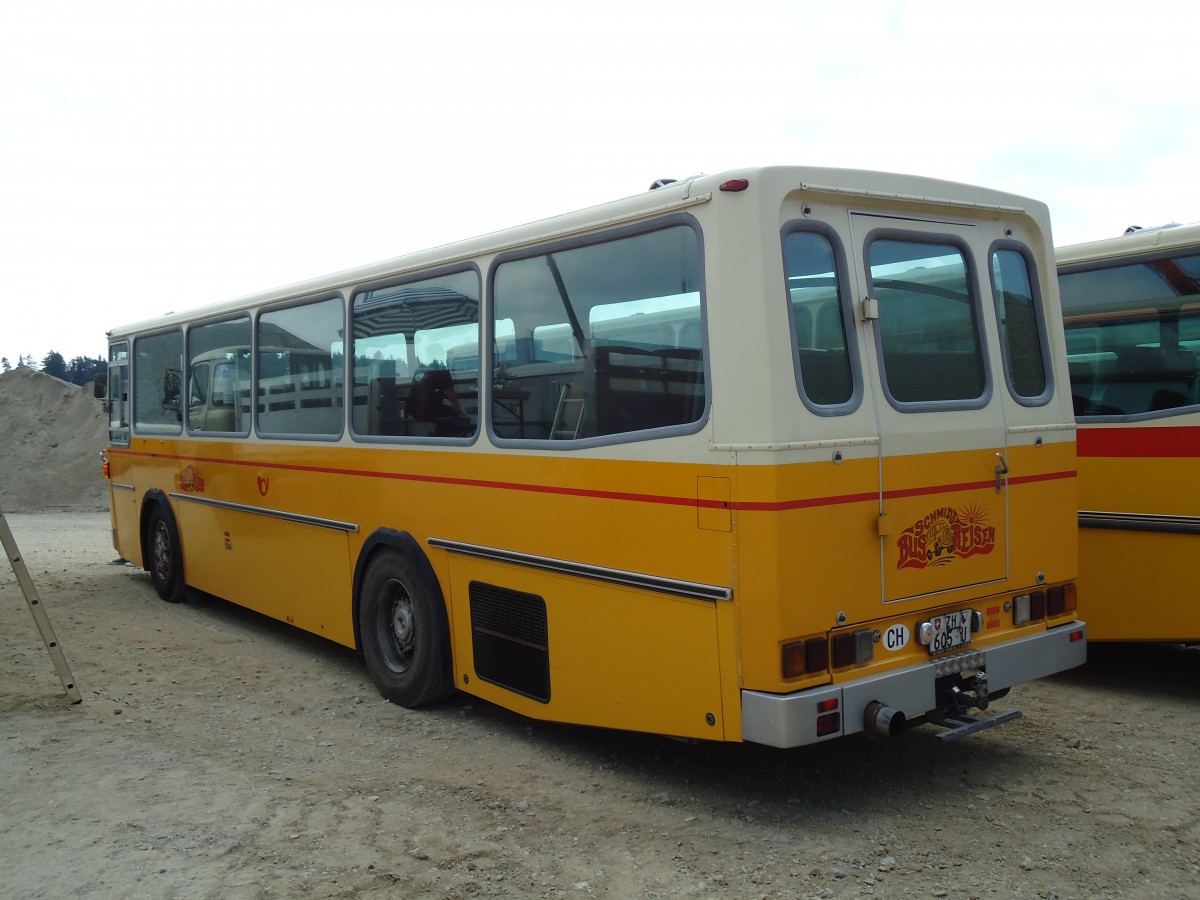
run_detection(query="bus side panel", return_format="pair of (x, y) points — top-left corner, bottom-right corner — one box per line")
(175, 500), (355, 646)
(1077, 451), (1200, 641)
(441, 555), (727, 741)
(106, 453), (142, 565)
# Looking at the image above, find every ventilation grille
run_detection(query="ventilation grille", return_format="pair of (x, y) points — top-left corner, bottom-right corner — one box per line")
(469, 581), (550, 703)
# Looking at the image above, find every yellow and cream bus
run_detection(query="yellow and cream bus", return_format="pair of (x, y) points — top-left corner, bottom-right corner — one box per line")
(1058, 221), (1200, 642)
(102, 166), (1085, 747)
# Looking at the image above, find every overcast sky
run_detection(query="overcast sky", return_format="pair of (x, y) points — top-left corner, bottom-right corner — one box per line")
(3, 0), (1197, 366)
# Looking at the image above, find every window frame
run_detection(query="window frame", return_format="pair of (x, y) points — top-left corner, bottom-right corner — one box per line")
(864, 229), (993, 412)
(254, 292), (347, 441)
(988, 240), (1054, 407)
(185, 314), (253, 437)
(780, 221), (863, 416)
(487, 215), (709, 449)
(348, 264), (483, 445)
(131, 327), (184, 436)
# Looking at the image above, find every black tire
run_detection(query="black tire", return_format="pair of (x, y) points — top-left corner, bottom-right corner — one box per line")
(359, 549), (454, 708)
(146, 505), (186, 603)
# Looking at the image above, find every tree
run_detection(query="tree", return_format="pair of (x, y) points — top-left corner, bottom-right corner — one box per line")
(65, 355), (107, 387)
(1, 357), (10, 372)
(41, 350), (68, 380)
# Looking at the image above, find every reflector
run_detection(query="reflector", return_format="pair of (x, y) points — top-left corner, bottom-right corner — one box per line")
(719, 179), (749, 192)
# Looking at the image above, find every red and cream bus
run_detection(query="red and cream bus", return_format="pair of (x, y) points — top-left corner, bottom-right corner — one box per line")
(102, 166), (1085, 746)
(1059, 221), (1200, 641)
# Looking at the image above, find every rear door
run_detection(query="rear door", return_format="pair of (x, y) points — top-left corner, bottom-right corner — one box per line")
(850, 214), (1009, 603)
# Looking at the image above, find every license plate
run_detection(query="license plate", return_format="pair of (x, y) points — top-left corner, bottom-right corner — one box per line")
(928, 609), (972, 655)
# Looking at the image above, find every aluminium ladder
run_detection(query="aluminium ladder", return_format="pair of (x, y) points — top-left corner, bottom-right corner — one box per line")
(1, 505), (83, 704)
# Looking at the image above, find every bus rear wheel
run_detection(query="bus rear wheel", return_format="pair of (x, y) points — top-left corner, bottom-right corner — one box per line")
(147, 505), (186, 603)
(359, 549), (454, 708)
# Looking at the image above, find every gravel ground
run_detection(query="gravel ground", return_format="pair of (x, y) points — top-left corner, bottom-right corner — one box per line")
(2, 511), (1198, 899)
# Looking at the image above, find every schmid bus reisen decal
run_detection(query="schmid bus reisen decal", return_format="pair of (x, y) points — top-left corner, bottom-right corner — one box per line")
(897, 505), (995, 569)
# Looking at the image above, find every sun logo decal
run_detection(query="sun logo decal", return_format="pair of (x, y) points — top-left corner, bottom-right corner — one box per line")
(896, 503), (995, 569)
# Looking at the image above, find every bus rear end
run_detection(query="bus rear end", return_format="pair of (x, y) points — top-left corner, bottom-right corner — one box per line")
(704, 168), (1085, 746)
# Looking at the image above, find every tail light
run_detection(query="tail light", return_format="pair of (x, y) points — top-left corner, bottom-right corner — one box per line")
(100, 450), (110, 479)
(816, 697), (840, 737)
(782, 636), (828, 679)
(1013, 583), (1075, 625)
(831, 629), (875, 668)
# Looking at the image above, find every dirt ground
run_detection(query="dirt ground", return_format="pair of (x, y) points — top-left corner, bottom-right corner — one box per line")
(1, 511), (1197, 900)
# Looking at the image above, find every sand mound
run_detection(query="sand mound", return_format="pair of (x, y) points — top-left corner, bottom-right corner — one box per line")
(0, 368), (109, 512)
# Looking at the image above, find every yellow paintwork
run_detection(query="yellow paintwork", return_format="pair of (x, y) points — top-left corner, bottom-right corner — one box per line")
(1076, 448), (1200, 641)
(108, 428), (1076, 741)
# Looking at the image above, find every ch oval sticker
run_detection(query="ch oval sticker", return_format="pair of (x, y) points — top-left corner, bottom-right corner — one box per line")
(883, 624), (910, 652)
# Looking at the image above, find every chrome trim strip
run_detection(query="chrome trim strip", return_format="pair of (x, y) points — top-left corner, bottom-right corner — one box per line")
(168, 493), (359, 533)
(710, 436), (879, 452)
(112, 483), (136, 492)
(1079, 510), (1200, 535)
(427, 538), (731, 602)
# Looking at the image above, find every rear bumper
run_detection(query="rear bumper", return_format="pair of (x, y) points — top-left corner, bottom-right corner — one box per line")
(741, 621), (1087, 748)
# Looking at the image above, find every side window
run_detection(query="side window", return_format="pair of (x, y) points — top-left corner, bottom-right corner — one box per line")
(1060, 251), (1200, 417)
(188, 318), (251, 434)
(492, 223), (704, 442)
(783, 228), (856, 410)
(107, 342), (130, 446)
(350, 270), (480, 439)
(257, 297), (344, 437)
(868, 237), (986, 405)
(133, 330), (183, 434)
(991, 247), (1050, 403)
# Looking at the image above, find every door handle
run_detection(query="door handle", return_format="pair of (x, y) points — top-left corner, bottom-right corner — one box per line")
(995, 453), (1008, 493)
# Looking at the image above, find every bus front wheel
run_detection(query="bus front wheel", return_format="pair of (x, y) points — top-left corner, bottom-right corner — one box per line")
(359, 549), (454, 708)
(147, 505), (186, 603)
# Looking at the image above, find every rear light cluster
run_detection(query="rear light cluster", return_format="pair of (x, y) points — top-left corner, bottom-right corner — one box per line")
(781, 635), (828, 679)
(783, 627), (879, 678)
(1013, 583), (1077, 625)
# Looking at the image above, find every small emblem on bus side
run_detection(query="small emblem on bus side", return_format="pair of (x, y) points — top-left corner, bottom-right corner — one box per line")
(883, 624), (910, 651)
(176, 465), (205, 493)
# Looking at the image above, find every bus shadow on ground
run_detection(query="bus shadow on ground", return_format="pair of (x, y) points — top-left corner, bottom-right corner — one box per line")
(1052, 641), (1198, 699)
(166, 582), (1050, 816)
(454, 691), (1040, 820)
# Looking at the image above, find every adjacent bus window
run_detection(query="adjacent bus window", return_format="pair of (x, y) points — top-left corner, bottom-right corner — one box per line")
(107, 342), (130, 446)
(492, 224), (704, 441)
(1060, 250), (1200, 416)
(783, 229), (856, 409)
(257, 297), (344, 437)
(991, 247), (1050, 402)
(187, 318), (251, 434)
(351, 270), (480, 439)
(869, 238), (986, 404)
(133, 330), (184, 434)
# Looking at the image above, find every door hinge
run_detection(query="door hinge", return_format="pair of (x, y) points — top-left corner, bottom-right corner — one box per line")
(860, 296), (879, 321)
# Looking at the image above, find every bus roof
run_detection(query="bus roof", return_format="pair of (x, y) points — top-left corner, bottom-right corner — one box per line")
(1056, 221), (1200, 267)
(108, 165), (1050, 340)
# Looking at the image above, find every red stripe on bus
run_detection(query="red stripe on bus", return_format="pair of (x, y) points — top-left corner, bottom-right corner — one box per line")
(1078, 426), (1200, 458)
(112, 449), (1074, 513)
